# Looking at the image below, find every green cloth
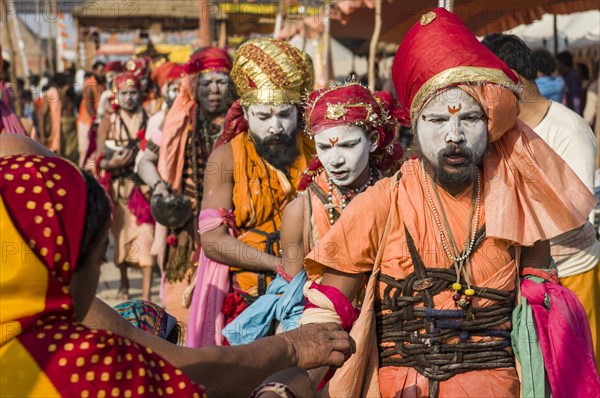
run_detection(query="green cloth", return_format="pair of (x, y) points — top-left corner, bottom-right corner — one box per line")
(511, 274), (552, 398)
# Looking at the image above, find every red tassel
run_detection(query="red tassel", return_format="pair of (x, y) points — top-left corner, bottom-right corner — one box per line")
(166, 234), (178, 247)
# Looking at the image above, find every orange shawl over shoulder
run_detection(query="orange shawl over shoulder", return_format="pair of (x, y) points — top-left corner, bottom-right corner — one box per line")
(230, 131), (313, 291)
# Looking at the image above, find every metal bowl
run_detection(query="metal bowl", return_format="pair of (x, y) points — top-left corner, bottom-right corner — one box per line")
(150, 192), (193, 229)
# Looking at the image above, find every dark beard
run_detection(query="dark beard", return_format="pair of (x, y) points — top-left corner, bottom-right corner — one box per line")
(252, 132), (299, 175)
(165, 95), (176, 109)
(416, 138), (482, 193)
(434, 145), (479, 187)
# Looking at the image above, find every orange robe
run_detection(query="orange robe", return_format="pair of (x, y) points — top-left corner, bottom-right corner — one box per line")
(77, 76), (104, 127)
(306, 159), (519, 397)
(105, 110), (154, 267)
(230, 131), (313, 295)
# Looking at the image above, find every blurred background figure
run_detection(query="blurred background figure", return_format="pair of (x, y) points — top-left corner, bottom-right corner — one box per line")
(534, 49), (566, 102)
(96, 60), (123, 125)
(77, 60), (106, 166)
(38, 73), (79, 163)
(94, 72), (154, 302)
(557, 50), (585, 115)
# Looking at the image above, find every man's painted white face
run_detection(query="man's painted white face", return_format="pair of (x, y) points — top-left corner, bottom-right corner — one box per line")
(197, 71), (233, 116)
(106, 71), (119, 88)
(244, 104), (298, 140)
(166, 79), (181, 101)
(416, 87), (488, 175)
(314, 125), (377, 188)
(140, 76), (149, 93)
(116, 86), (141, 112)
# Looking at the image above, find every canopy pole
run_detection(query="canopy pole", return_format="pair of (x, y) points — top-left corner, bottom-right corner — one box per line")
(368, 0), (382, 90)
(273, 0), (284, 39)
(553, 14), (558, 55)
(45, 0), (55, 75)
(438, 0), (455, 12)
(321, 0), (332, 85)
(300, 3), (307, 53)
(199, 0), (212, 46)
(36, 0), (43, 74)
(2, 0), (22, 116)
(7, 0), (30, 85)
(218, 19), (226, 48)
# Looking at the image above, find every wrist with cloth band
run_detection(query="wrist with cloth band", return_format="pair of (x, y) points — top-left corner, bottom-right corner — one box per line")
(301, 282), (359, 390)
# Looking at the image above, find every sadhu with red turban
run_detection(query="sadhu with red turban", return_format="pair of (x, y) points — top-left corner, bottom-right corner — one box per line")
(157, 46), (234, 192)
(299, 82), (404, 191)
(220, 83), (405, 347)
(146, 47), (234, 328)
(94, 70), (155, 301)
(296, 8), (600, 398)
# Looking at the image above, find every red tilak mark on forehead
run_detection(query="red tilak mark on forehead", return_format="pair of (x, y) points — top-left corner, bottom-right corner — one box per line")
(329, 137), (340, 146)
(448, 104), (462, 116)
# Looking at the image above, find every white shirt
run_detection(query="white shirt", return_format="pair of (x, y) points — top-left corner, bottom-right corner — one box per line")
(533, 100), (600, 277)
(534, 101), (597, 192)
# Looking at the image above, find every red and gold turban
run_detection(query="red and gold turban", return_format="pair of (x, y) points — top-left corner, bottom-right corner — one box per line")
(184, 46), (232, 75)
(390, 8), (595, 246)
(105, 60), (123, 73)
(392, 8), (519, 126)
(231, 38), (314, 106)
(124, 58), (149, 78)
(112, 72), (141, 92)
(166, 64), (185, 83)
(305, 83), (398, 141)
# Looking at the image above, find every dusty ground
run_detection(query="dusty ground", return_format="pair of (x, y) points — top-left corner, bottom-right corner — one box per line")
(96, 235), (161, 307)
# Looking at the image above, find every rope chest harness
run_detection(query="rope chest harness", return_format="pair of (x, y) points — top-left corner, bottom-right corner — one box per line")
(376, 225), (516, 398)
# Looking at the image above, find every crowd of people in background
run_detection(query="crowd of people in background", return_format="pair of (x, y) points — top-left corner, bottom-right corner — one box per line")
(1, 7), (600, 397)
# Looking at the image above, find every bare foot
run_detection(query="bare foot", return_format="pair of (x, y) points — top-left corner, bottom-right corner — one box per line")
(116, 285), (130, 300)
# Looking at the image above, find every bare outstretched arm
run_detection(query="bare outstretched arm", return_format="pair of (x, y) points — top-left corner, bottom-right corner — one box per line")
(83, 298), (353, 397)
(280, 195), (306, 277)
(137, 148), (162, 189)
(200, 144), (280, 272)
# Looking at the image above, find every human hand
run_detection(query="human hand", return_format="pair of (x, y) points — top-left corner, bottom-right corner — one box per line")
(260, 368), (317, 398)
(152, 180), (169, 197)
(108, 148), (134, 170)
(280, 323), (355, 370)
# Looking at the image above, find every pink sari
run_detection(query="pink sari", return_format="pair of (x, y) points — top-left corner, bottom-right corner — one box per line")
(521, 279), (600, 397)
(0, 82), (26, 135)
(186, 208), (237, 347)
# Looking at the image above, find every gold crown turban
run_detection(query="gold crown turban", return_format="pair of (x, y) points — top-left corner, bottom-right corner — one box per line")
(231, 38), (314, 106)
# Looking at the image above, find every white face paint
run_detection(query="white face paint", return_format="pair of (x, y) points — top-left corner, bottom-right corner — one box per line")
(314, 125), (378, 189)
(416, 87), (488, 175)
(243, 104), (298, 141)
(164, 79), (181, 108)
(196, 71), (233, 116)
(140, 76), (149, 93)
(106, 71), (119, 89)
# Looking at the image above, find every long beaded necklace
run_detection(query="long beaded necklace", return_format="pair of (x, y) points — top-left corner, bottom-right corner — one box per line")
(327, 167), (377, 225)
(421, 160), (481, 309)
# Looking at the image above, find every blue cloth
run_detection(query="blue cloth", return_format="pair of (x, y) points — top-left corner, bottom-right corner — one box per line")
(536, 75), (565, 102)
(222, 271), (308, 345)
